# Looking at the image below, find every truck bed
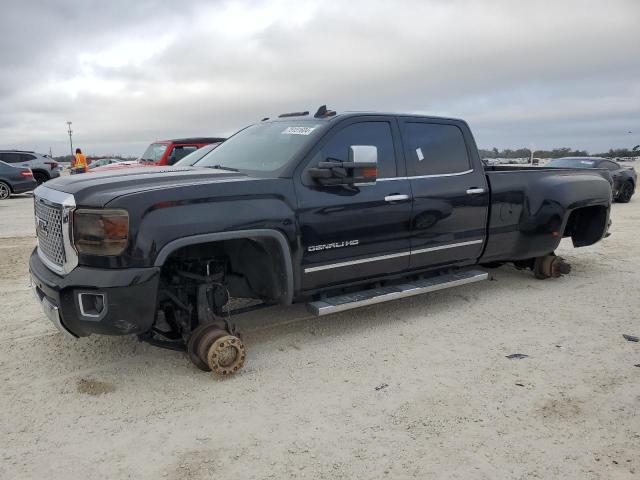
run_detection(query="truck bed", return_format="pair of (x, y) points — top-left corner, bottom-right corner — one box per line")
(480, 166), (612, 263)
(484, 164), (607, 174)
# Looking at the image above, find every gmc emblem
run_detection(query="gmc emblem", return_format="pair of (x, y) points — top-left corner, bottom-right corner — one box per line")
(36, 216), (49, 236)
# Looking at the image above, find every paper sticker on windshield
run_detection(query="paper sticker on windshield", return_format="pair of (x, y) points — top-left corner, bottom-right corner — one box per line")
(282, 126), (316, 135)
(580, 160), (594, 165)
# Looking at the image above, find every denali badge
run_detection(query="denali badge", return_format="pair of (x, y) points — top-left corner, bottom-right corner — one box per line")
(308, 240), (359, 252)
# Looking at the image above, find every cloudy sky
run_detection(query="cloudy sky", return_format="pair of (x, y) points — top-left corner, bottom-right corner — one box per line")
(0, 0), (639, 156)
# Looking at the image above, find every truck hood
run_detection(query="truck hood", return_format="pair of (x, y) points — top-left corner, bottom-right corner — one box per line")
(42, 166), (249, 207)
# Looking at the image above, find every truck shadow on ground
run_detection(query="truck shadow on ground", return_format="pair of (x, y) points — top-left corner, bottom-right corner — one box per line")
(14, 263), (567, 385)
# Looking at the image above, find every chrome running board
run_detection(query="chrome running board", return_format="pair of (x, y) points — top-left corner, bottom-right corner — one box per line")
(307, 269), (488, 316)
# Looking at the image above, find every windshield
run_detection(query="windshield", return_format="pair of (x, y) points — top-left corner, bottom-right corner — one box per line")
(140, 143), (168, 162)
(175, 143), (220, 166)
(547, 158), (597, 168)
(196, 121), (324, 173)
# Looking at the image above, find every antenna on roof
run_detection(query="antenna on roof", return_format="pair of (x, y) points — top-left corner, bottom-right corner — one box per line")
(261, 117), (269, 121)
(314, 105), (336, 118)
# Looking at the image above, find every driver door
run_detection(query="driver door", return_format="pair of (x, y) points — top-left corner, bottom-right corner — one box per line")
(294, 117), (412, 291)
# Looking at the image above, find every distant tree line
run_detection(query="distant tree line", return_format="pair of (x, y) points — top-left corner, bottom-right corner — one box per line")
(479, 145), (640, 159)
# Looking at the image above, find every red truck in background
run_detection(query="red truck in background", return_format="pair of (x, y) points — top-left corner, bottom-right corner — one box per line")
(92, 137), (226, 172)
(139, 137), (226, 165)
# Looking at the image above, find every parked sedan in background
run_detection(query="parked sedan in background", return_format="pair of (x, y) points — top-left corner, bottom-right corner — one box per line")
(0, 161), (37, 199)
(546, 157), (636, 202)
(87, 158), (124, 169)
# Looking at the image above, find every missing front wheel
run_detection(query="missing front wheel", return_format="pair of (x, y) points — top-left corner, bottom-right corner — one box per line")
(186, 323), (246, 375)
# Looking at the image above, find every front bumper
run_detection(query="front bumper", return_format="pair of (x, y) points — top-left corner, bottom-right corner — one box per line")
(31, 282), (75, 338)
(29, 249), (160, 337)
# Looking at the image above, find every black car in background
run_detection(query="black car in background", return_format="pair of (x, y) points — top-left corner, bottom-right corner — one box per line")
(546, 157), (636, 202)
(0, 160), (37, 199)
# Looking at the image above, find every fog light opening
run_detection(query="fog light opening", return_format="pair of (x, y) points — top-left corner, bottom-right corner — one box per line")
(78, 292), (106, 317)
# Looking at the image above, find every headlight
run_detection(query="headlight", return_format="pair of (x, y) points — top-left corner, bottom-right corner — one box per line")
(73, 209), (129, 256)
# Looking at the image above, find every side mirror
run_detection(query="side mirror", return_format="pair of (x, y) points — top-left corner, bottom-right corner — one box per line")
(309, 145), (378, 186)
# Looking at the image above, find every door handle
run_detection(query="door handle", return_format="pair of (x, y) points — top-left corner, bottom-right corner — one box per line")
(466, 188), (485, 195)
(384, 194), (410, 202)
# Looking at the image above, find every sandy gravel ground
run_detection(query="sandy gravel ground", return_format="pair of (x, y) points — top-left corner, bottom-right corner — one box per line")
(0, 191), (639, 480)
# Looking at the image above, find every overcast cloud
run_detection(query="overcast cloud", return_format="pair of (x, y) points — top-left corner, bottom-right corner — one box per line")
(0, 0), (639, 156)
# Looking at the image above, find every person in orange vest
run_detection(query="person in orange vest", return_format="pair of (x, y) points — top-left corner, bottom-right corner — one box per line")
(71, 148), (88, 174)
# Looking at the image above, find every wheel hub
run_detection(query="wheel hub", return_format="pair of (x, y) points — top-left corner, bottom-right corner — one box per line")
(216, 340), (239, 367)
(206, 335), (246, 375)
(534, 254), (571, 279)
(186, 323), (246, 375)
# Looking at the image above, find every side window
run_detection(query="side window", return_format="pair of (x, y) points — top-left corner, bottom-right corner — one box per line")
(402, 123), (470, 176)
(2, 153), (23, 163)
(176, 146), (197, 163)
(168, 146), (197, 165)
(20, 154), (36, 162)
(602, 161), (619, 171)
(311, 122), (396, 178)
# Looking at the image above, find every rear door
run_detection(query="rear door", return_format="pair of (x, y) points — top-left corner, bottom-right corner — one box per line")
(398, 119), (489, 269)
(295, 117), (412, 290)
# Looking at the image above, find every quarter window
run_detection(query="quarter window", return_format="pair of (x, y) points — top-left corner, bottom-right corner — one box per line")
(1, 153), (23, 163)
(402, 123), (470, 176)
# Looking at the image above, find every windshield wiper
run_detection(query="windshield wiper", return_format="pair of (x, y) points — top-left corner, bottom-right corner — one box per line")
(207, 164), (239, 172)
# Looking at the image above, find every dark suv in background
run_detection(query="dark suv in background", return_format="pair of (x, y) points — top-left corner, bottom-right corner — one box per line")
(0, 150), (60, 185)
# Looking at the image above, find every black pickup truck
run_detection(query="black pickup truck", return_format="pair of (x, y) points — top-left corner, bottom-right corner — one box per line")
(29, 108), (612, 375)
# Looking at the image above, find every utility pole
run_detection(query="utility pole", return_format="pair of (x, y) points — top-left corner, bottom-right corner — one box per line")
(528, 143), (535, 166)
(66, 121), (73, 159)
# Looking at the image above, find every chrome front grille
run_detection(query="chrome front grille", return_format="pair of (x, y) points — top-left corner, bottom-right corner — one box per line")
(33, 186), (78, 275)
(35, 200), (65, 266)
